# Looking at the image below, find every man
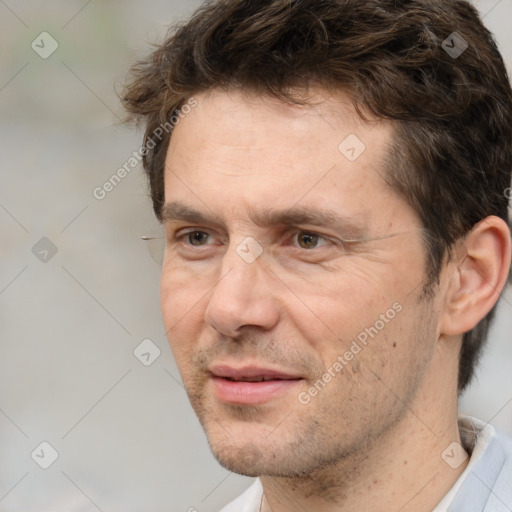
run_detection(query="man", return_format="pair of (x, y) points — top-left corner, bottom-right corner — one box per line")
(122, 1), (512, 510)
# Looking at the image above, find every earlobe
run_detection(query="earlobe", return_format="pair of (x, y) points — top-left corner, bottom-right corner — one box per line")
(440, 216), (511, 337)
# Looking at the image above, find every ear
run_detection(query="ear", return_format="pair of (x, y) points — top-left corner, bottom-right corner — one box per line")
(440, 216), (511, 336)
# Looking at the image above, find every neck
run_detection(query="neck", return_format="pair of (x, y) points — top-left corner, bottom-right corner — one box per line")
(260, 367), (467, 511)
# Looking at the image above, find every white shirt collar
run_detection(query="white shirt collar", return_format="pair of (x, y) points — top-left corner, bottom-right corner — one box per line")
(433, 415), (496, 511)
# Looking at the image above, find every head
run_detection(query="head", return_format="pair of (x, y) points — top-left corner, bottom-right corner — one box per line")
(122, 0), (512, 477)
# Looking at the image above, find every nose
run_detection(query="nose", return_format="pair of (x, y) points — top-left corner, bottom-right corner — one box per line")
(204, 243), (280, 338)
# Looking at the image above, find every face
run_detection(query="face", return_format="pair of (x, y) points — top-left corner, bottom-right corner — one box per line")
(160, 88), (441, 477)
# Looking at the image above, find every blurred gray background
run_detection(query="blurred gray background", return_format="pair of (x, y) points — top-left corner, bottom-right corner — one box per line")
(1, 1), (511, 511)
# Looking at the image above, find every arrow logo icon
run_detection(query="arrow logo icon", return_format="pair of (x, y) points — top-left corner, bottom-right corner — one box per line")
(442, 32), (468, 59)
(31, 441), (59, 469)
(441, 441), (468, 469)
(338, 134), (366, 162)
(236, 237), (263, 263)
(31, 32), (59, 59)
(134, 339), (161, 366)
(32, 237), (58, 263)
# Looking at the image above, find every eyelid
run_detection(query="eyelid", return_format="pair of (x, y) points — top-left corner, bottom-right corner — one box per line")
(172, 226), (346, 249)
(288, 230), (333, 249)
(174, 228), (218, 245)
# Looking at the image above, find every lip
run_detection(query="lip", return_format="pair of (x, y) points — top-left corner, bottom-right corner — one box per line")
(209, 364), (304, 405)
(209, 364), (303, 380)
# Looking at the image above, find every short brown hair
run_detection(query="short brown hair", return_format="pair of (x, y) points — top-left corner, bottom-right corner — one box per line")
(121, 0), (512, 392)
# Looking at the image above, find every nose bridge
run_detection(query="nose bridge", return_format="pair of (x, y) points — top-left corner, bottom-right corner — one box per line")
(204, 237), (278, 336)
(218, 242), (260, 295)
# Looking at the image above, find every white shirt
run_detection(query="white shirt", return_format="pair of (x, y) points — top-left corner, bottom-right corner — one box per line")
(219, 416), (512, 512)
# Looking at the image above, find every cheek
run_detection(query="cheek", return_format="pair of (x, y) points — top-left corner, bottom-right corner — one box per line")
(160, 266), (208, 356)
(284, 267), (390, 341)
(289, 273), (419, 375)
(160, 272), (181, 328)
(160, 259), (207, 315)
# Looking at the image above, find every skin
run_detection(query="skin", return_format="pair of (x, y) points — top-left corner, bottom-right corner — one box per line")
(160, 88), (511, 511)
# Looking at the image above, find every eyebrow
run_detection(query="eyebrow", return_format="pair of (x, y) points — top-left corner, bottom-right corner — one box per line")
(161, 201), (368, 239)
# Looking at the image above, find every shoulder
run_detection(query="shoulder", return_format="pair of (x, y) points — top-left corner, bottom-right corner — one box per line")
(462, 418), (512, 511)
(494, 426), (512, 453)
(491, 427), (512, 479)
(218, 479), (263, 512)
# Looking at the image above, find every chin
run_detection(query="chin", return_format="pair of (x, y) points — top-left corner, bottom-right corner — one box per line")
(210, 441), (266, 476)
(210, 441), (318, 479)
(213, 457), (264, 477)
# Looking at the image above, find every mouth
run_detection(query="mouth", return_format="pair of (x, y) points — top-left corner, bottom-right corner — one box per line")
(221, 376), (288, 382)
(209, 364), (304, 405)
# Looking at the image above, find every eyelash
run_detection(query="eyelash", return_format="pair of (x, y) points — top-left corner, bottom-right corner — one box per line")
(174, 229), (334, 250)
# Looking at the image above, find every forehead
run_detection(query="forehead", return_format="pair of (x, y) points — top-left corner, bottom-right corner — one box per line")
(170, 87), (387, 157)
(164, 88), (412, 231)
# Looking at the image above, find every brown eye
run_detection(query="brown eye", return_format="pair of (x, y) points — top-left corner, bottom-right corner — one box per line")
(297, 232), (320, 249)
